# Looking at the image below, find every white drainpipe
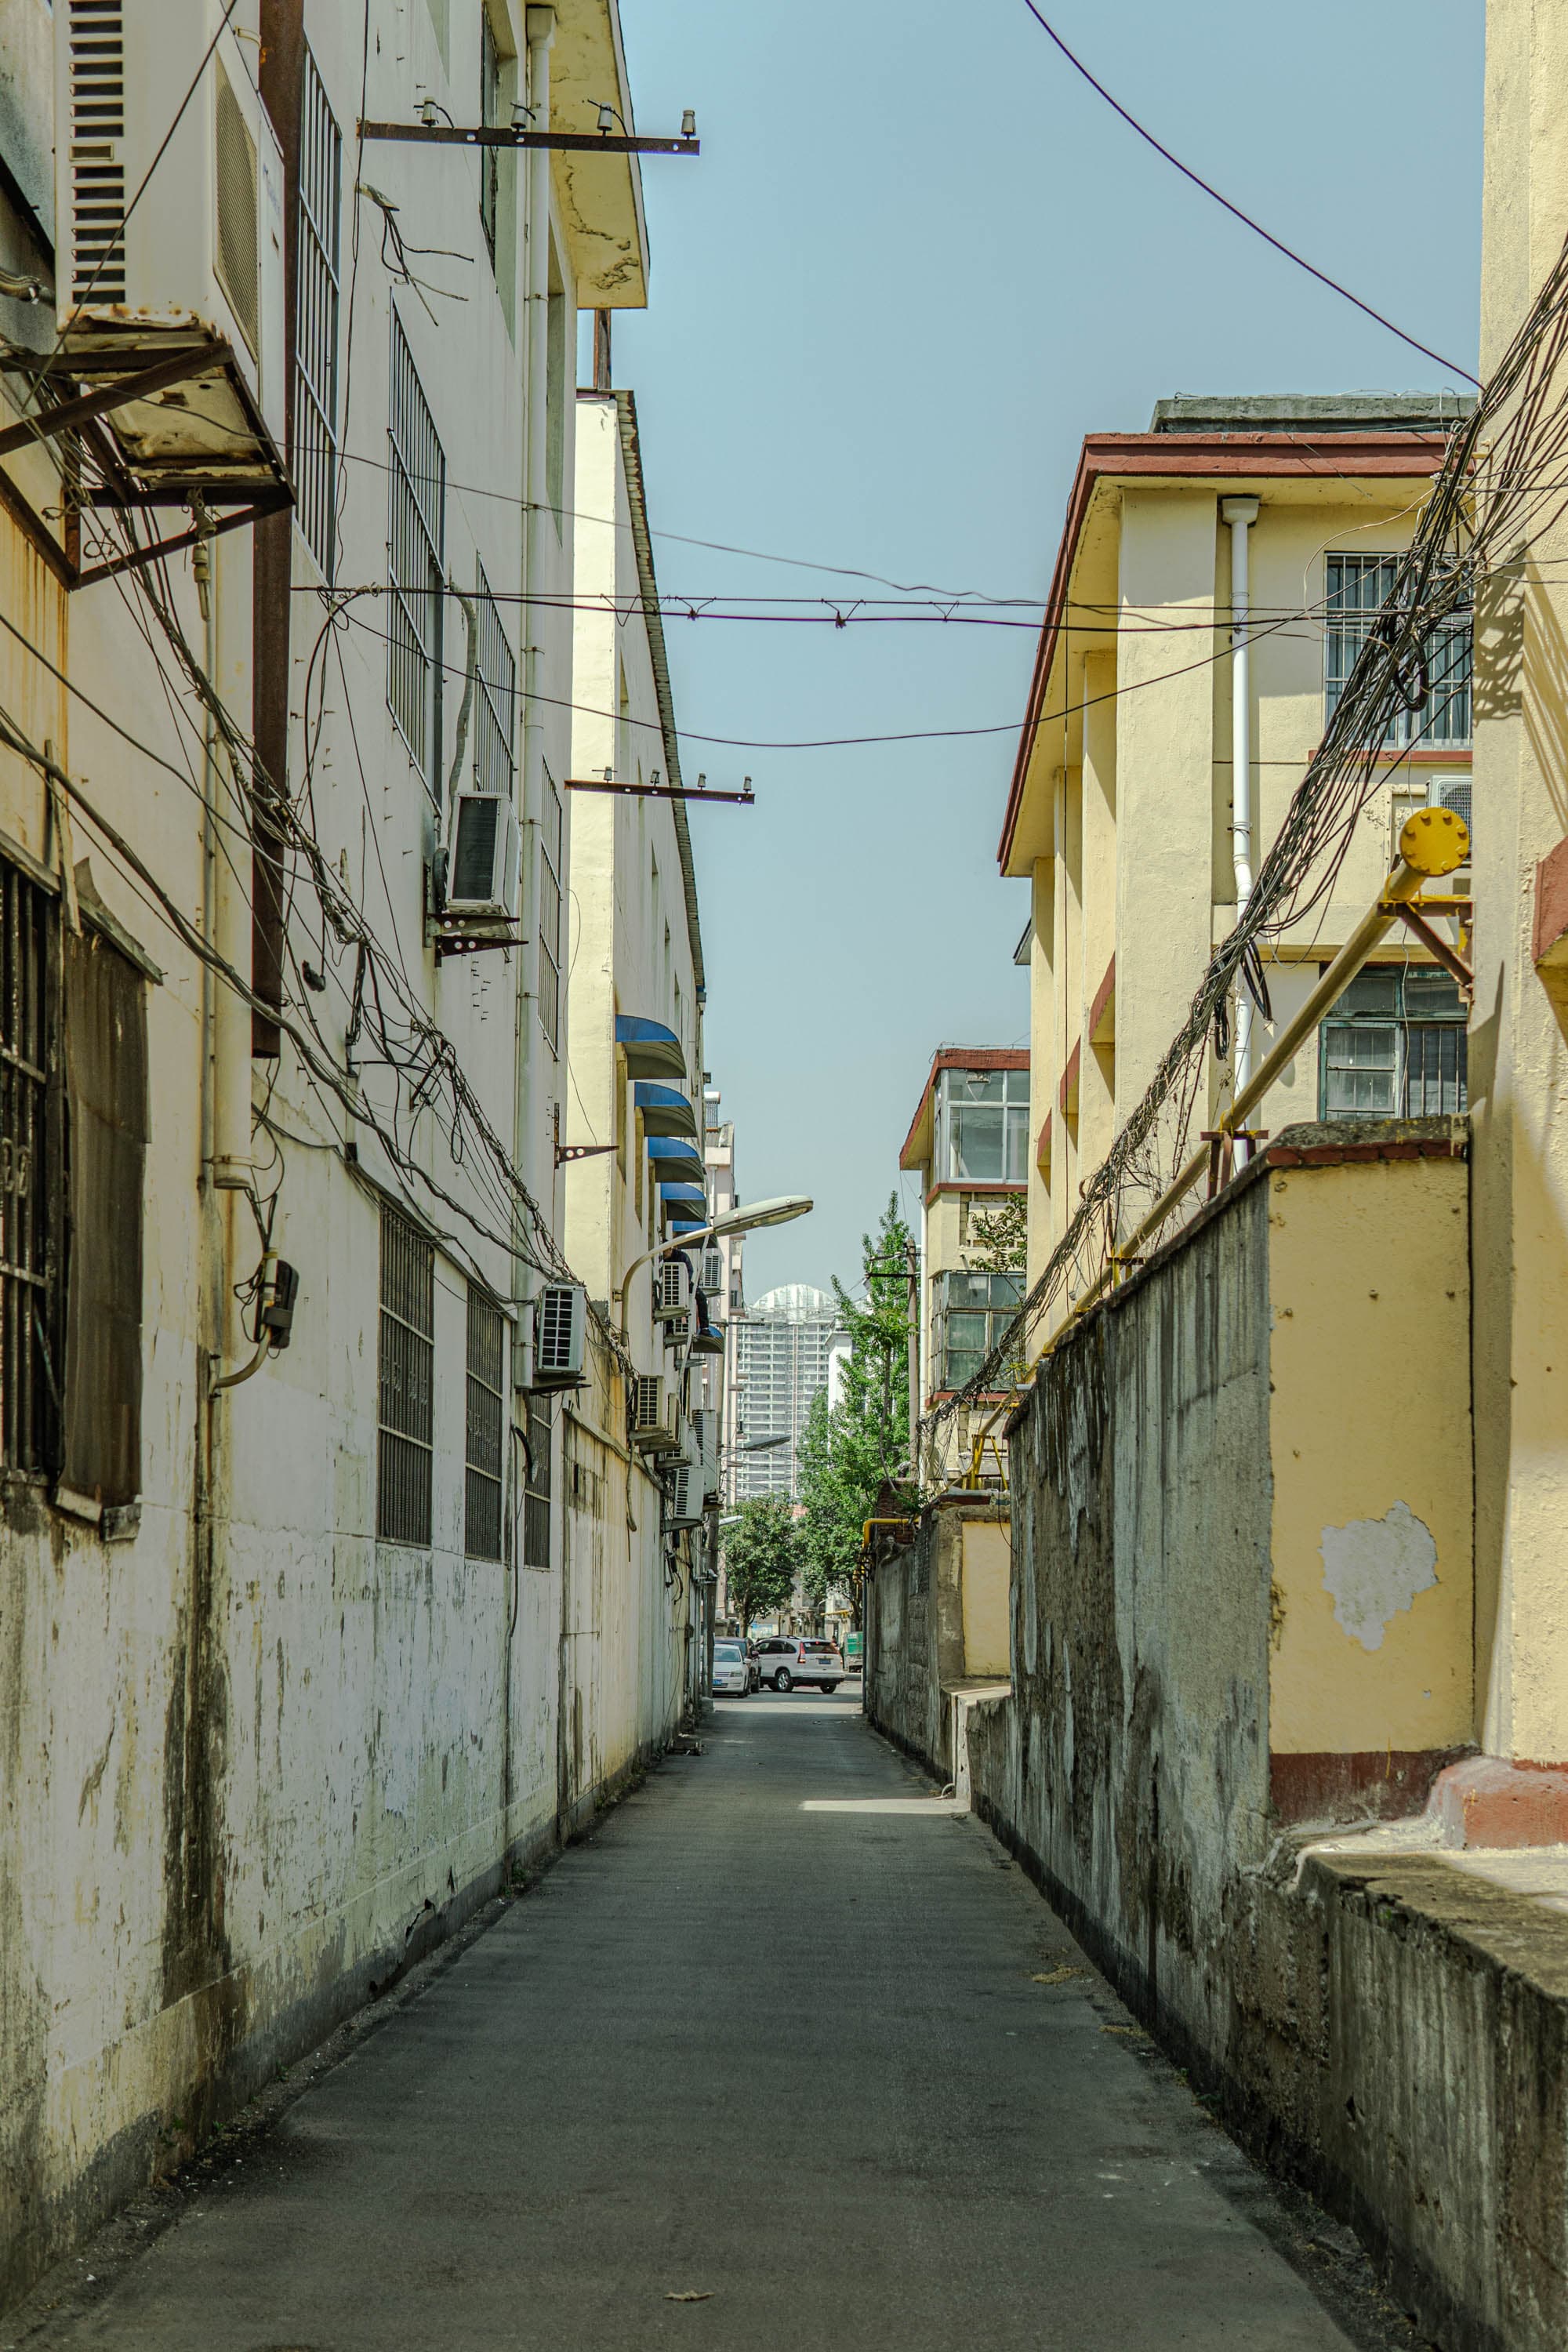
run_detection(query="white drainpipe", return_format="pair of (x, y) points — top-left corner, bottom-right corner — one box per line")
(1221, 495), (1261, 1093)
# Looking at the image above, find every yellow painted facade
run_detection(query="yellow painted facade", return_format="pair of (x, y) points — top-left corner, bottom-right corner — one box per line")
(1267, 1158), (1473, 1758)
(1472, 0), (1568, 1766)
(1004, 430), (1473, 1318)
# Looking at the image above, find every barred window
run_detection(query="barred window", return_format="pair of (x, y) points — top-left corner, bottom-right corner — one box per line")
(378, 1207), (434, 1544)
(479, 10), (500, 265)
(387, 313), (446, 803)
(537, 766), (562, 1052)
(293, 46), (341, 578)
(1320, 966), (1468, 1119)
(465, 1287), (504, 1560)
(2, 859), (58, 1474)
(1325, 554), (1472, 749)
(524, 1396), (552, 1568)
(474, 561), (516, 797)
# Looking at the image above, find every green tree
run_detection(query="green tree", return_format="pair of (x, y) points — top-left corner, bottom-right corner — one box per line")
(967, 1193), (1026, 1272)
(797, 1196), (916, 1631)
(721, 1496), (799, 1636)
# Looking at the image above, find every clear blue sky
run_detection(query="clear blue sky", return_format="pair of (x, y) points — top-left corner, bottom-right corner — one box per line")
(612, 0), (1484, 1297)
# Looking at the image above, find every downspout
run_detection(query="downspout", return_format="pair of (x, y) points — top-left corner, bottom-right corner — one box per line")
(1221, 495), (1260, 1094)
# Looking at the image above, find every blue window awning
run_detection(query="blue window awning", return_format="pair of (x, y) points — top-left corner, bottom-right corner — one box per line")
(657, 1181), (707, 1204)
(645, 1134), (705, 1178)
(634, 1081), (698, 1141)
(669, 1220), (707, 1236)
(615, 1014), (685, 1082)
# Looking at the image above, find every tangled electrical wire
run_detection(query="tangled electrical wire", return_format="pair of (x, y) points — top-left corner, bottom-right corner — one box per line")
(0, 476), (636, 1380)
(922, 222), (1568, 1483)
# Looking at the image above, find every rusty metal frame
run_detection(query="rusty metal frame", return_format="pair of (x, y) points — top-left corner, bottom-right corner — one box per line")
(0, 337), (292, 592)
(565, 777), (754, 805)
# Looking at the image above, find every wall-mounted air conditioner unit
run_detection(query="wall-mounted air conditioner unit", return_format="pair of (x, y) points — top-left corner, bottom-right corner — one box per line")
(54, 1), (286, 462)
(662, 1462), (705, 1530)
(654, 1255), (695, 1324)
(699, 1250), (724, 1297)
(631, 1374), (680, 1452)
(447, 791), (521, 921)
(532, 1284), (586, 1389)
(1432, 776), (1473, 865)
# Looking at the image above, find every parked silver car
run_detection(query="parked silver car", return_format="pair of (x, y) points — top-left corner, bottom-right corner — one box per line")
(752, 1636), (844, 1693)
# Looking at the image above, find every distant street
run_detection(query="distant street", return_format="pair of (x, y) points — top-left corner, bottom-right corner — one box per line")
(13, 1695), (1417, 2351)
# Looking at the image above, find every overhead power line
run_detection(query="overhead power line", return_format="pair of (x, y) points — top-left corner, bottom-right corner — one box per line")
(1016, 0), (1480, 389)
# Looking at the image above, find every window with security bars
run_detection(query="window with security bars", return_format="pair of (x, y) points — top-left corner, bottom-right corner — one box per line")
(465, 1288), (504, 1559)
(1320, 966), (1468, 1119)
(1325, 554), (1472, 749)
(378, 1208), (434, 1544)
(537, 768), (563, 1051)
(474, 562), (516, 797)
(2, 861), (58, 1475)
(387, 313), (446, 803)
(523, 1396), (552, 1568)
(293, 46), (341, 579)
(479, 11), (501, 264)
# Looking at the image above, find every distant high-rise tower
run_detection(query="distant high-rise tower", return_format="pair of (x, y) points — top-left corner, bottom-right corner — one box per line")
(729, 1285), (843, 1501)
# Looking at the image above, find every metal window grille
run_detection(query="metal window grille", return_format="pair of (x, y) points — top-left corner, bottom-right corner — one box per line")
(1325, 554), (1472, 749)
(1, 860), (58, 1474)
(378, 1207), (434, 1543)
(479, 11), (500, 263)
(293, 45), (341, 578)
(465, 1287), (504, 1559)
(1319, 967), (1468, 1118)
(387, 312), (446, 801)
(537, 766), (562, 1051)
(474, 561), (516, 797)
(524, 1396), (552, 1568)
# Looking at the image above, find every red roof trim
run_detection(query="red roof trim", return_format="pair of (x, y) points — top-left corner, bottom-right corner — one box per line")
(898, 1046), (1031, 1170)
(996, 430), (1453, 873)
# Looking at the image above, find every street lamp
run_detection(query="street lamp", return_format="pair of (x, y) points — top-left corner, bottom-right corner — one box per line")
(614, 1193), (812, 1335)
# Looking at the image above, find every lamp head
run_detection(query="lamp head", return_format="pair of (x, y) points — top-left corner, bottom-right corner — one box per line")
(707, 1194), (812, 1240)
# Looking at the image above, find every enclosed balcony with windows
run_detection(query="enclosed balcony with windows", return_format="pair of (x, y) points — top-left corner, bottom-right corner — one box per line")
(932, 1066), (1031, 1186)
(1319, 965), (1468, 1118)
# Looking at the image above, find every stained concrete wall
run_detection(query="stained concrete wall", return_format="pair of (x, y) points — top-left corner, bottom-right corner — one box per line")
(865, 1497), (1011, 1782)
(963, 1122), (1549, 2350)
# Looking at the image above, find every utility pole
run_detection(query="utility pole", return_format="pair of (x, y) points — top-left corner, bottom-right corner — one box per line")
(905, 1236), (920, 1471)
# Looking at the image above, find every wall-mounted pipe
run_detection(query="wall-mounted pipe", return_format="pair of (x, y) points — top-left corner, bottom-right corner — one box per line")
(1221, 495), (1260, 1091)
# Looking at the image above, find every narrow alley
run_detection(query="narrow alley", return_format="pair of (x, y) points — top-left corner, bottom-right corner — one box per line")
(15, 1703), (1414, 2352)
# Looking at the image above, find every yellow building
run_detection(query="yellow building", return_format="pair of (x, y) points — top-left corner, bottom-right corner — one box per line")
(999, 397), (1474, 1308)
(898, 1048), (1029, 1484)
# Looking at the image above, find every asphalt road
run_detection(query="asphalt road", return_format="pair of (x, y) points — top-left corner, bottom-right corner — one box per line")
(19, 1692), (1417, 2350)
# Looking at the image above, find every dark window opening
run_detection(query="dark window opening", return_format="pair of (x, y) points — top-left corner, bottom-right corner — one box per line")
(465, 1287), (504, 1560)
(1320, 964), (1468, 1118)
(378, 1207), (434, 1543)
(524, 1395), (552, 1568)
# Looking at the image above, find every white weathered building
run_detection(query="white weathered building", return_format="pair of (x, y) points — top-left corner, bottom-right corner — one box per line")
(0, 0), (700, 2304)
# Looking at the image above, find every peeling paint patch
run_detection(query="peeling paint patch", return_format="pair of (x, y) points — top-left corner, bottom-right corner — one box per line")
(1319, 1501), (1438, 1651)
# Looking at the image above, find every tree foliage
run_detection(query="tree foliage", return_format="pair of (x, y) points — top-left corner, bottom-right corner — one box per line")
(721, 1496), (799, 1635)
(967, 1193), (1027, 1272)
(796, 1196), (916, 1628)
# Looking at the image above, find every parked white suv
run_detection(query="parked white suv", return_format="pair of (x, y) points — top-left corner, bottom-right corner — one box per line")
(752, 1636), (844, 1693)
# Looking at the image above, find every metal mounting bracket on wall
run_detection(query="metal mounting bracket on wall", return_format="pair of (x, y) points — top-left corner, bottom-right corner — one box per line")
(359, 122), (700, 157)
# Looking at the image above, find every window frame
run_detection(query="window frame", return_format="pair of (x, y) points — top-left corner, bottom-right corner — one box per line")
(934, 1066), (1031, 1185)
(387, 310), (447, 806)
(377, 1207), (435, 1545)
(464, 1286), (504, 1561)
(1319, 964), (1468, 1120)
(1324, 552), (1473, 750)
(0, 855), (62, 1479)
(931, 1267), (1025, 1395)
(293, 44), (342, 579)
(537, 764), (563, 1052)
(523, 1395), (553, 1568)
(473, 558), (516, 800)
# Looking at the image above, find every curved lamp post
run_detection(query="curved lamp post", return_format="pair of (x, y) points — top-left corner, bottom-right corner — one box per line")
(615, 1193), (813, 1338)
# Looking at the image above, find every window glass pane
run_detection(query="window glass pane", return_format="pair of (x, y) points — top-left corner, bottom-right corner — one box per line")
(951, 1104), (1004, 1181)
(1336, 968), (1398, 1018)
(1323, 1023), (1397, 1115)
(1403, 967), (1465, 1021)
(1004, 1104), (1029, 1182)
